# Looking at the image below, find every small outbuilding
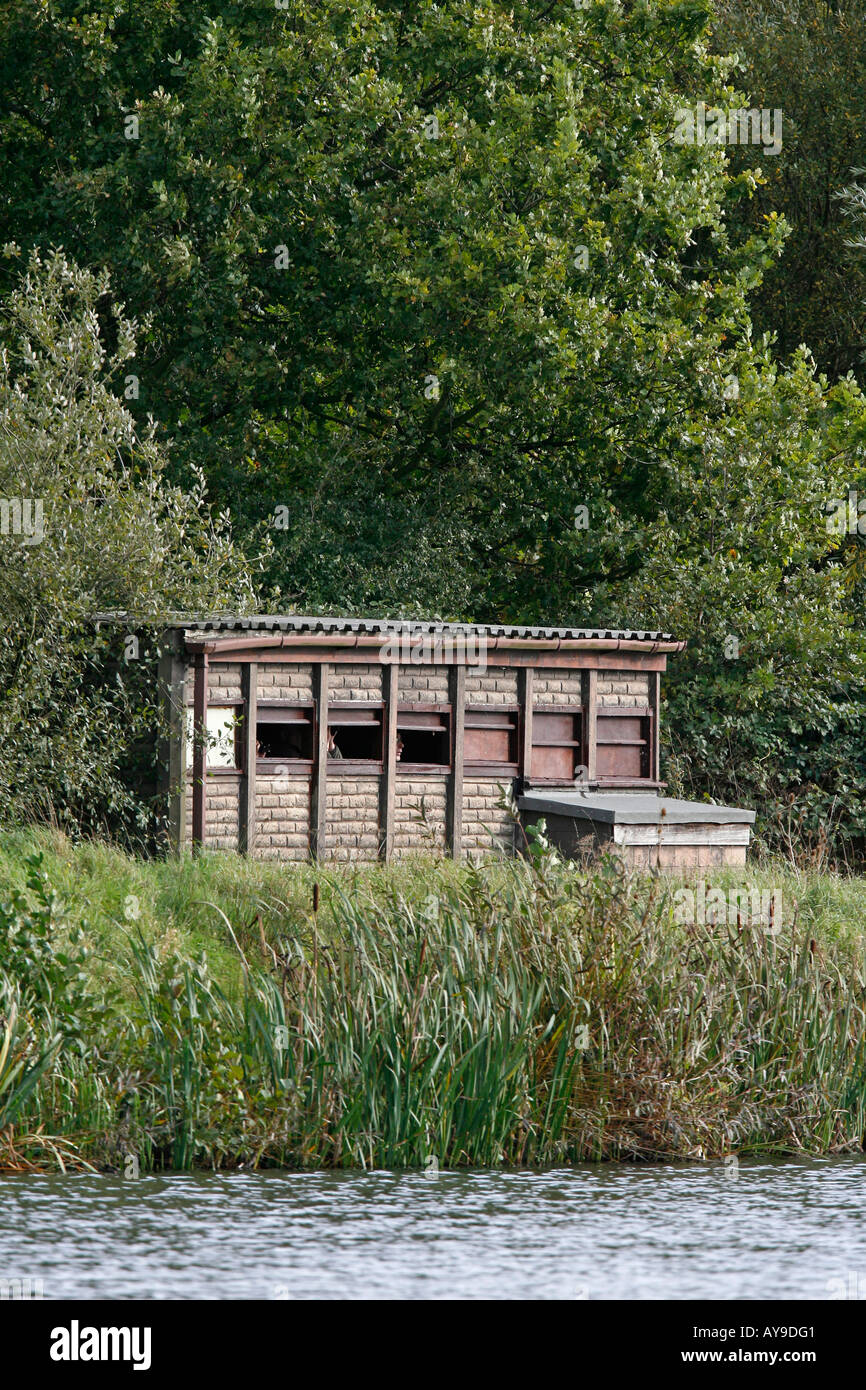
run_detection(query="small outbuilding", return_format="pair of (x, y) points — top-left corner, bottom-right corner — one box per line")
(151, 615), (754, 867)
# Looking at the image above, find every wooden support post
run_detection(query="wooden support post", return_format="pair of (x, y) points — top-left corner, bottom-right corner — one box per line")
(518, 667), (534, 785)
(309, 662), (329, 859)
(649, 669), (661, 783)
(380, 661), (398, 861)
(191, 651), (208, 853)
(239, 661), (257, 856)
(158, 629), (188, 855)
(584, 668), (598, 783)
(447, 663), (466, 859)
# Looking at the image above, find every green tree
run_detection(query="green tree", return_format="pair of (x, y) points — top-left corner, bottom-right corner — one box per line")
(4, 2), (866, 857)
(0, 247), (260, 832)
(601, 347), (866, 855)
(0, 0), (787, 615)
(712, 0), (866, 380)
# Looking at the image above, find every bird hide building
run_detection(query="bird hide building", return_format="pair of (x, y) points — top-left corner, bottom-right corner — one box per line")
(150, 616), (754, 868)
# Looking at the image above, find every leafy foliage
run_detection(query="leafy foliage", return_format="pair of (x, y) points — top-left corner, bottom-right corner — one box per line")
(0, 854), (90, 1039)
(601, 350), (866, 856)
(0, 248), (262, 833)
(712, 0), (866, 380)
(0, 0), (788, 616)
(7, 845), (866, 1169)
(0, 3), (864, 851)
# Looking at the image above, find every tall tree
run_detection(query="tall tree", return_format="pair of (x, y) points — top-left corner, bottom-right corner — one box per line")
(712, 0), (866, 380)
(0, 248), (259, 831)
(601, 347), (866, 854)
(0, 0), (787, 616)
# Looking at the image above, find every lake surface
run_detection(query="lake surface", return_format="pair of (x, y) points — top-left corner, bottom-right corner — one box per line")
(2, 1156), (865, 1299)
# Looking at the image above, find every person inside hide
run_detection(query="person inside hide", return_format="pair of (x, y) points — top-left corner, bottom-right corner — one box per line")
(326, 729), (403, 760)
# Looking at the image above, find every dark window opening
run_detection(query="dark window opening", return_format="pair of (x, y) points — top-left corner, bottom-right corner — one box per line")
(328, 706), (383, 762)
(397, 708), (451, 767)
(256, 705), (314, 762)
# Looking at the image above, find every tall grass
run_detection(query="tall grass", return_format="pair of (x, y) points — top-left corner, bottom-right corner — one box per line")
(2, 831), (866, 1171)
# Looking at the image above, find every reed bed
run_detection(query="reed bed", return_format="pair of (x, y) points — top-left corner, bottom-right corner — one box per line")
(2, 833), (866, 1171)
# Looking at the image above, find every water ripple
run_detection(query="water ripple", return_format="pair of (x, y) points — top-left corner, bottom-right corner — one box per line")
(1, 1156), (865, 1299)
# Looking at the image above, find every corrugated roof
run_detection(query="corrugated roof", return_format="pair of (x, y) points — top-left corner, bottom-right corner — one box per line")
(173, 615), (676, 642)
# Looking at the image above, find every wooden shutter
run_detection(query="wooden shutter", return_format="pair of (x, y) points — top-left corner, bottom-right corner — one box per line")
(595, 711), (650, 780)
(464, 709), (517, 766)
(531, 710), (582, 783)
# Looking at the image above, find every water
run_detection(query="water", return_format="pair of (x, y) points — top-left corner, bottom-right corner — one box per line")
(1, 1156), (865, 1299)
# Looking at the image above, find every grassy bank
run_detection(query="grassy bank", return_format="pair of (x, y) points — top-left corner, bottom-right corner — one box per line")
(1, 827), (866, 1172)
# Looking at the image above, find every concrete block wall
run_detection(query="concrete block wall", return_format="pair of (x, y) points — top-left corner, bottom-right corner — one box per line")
(185, 771), (311, 858)
(394, 667), (449, 855)
(534, 668), (584, 705)
(464, 666), (518, 705)
(534, 668), (651, 710)
(257, 663), (313, 701)
(598, 671), (650, 708)
(205, 775), (240, 852)
(463, 778), (515, 859)
(393, 775), (447, 854)
(254, 773), (310, 861)
(186, 661), (312, 856)
(461, 667), (518, 856)
(329, 663), (383, 700)
(324, 773), (381, 862)
(188, 663), (242, 852)
(398, 665), (449, 703)
(208, 662), (242, 702)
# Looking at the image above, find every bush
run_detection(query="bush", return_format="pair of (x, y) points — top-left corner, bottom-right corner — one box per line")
(0, 248), (265, 836)
(0, 853), (89, 1040)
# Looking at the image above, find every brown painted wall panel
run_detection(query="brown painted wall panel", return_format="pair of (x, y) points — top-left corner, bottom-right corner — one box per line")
(596, 743), (643, 779)
(205, 646), (670, 671)
(596, 713), (649, 780)
(598, 715), (644, 743)
(464, 727), (512, 762)
(533, 711), (576, 741)
(532, 746), (576, 781)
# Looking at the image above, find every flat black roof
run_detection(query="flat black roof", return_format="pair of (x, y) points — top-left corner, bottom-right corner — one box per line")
(519, 792), (755, 824)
